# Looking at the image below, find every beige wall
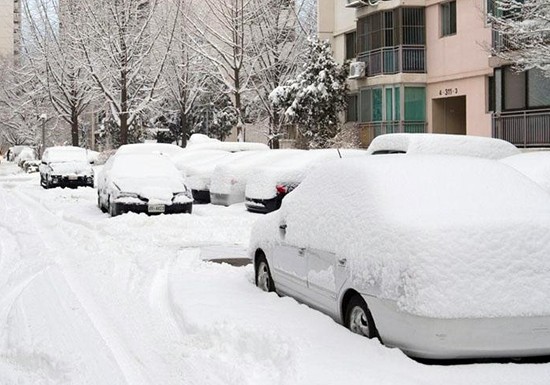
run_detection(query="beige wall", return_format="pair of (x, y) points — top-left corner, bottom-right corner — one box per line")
(0, 0), (15, 58)
(426, 0), (492, 136)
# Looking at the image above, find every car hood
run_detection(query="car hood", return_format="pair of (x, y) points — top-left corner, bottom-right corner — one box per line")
(114, 177), (186, 202)
(50, 161), (93, 176)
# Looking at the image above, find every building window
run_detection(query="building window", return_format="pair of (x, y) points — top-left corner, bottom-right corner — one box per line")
(441, 1), (457, 37)
(528, 69), (550, 108)
(346, 94), (358, 122)
(402, 8), (425, 45)
(345, 31), (357, 60)
(502, 67), (550, 111)
(404, 87), (426, 121)
(504, 67), (526, 110)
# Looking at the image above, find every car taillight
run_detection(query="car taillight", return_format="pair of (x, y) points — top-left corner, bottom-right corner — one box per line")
(276, 184), (287, 194)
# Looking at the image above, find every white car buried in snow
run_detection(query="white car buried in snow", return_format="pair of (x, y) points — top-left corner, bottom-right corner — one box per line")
(97, 153), (193, 217)
(40, 146), (94, 189)
(250, 155), (550, 360)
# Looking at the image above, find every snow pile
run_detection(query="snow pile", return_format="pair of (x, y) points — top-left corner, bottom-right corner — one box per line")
(245, 149), (367, 199)
(366, 134), (520, 159)
(210, 150), (303, 200)
(187, 141), (269, 153)
(500, 151), (550, 193)
(250, 155), (550, 318)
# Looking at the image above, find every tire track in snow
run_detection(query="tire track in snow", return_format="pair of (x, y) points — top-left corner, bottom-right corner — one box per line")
(5, 188), (151, 385)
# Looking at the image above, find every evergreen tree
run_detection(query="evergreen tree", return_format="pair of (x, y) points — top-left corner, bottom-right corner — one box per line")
(269, 38), (349, 148)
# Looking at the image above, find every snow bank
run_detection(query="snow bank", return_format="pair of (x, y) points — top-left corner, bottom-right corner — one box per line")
(186, 135), (269, 152)
(500, 151), (550, 193)
(245, 149), (367, 199)
(366, 134), (520, 159)
(250, 155), (550, 318)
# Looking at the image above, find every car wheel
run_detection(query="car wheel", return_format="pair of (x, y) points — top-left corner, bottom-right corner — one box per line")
(98, 193), (107, 213)
(255, 253), (275, 292)
(41, 174), (51, 189)
(108, 197), (120, 217)
(345, 295), (376, 339)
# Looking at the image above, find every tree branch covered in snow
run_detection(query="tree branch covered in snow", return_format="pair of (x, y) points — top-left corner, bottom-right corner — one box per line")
(489, 0), (550, 75)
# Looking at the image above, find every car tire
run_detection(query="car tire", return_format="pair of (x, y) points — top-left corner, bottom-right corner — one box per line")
(345, 295), (377, 339)
(98, 193), (107, 213)
(255, 253), (275, 292)
(108, 197), (120, 217)
(41, 174), (50, 189)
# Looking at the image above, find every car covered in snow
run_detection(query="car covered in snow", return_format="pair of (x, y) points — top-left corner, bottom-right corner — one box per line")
(210, 149), (302, 206)
(185, 134), (269, 153)
(97, 153), (193, 216)
(16, 146), (37, 168)
(250, 155), (550, 359)
(366, 133), (520, 159)
(39, 146), (94, 189)
(115, 143), (185, 160)
(500, 151), (550, 194)
(245, 149), (367, 213)
(173, 149), (234, 203)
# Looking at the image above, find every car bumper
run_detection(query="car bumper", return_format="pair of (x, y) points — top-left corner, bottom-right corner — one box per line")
(210, 192), (243, 206)
(245, 197), (281, 213)
(113, 202), (192, 215)
(192, 189), (211, 204)
(367, 296), (550, 359)
(50, 176), (93, 187)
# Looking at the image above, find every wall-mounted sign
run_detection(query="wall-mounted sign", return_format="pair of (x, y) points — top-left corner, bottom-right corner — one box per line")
(439, 88), (459, 96)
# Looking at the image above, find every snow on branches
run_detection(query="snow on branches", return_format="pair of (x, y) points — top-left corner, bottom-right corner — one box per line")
(269, 38), (349, 148)
(489, 0), (550, 75)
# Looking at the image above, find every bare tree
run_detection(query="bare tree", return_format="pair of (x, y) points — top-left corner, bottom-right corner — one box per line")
(22, 0), (95, 146)
(186, 0), (260, 141)
(74, 0), (180, 145)
(247, 0), (312, 147)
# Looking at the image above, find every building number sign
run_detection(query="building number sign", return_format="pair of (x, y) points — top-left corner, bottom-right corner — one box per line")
(439, 88), (459, 96)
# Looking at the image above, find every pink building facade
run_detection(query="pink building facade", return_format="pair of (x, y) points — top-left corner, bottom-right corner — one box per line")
(320, 0), (550, 147)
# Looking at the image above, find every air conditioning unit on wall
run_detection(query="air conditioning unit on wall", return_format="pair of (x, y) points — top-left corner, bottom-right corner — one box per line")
(349, 61), (366, 79)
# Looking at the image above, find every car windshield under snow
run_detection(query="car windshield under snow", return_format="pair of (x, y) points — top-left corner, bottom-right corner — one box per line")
(47, 148), (88, 163)
(112, 155), (180, 179)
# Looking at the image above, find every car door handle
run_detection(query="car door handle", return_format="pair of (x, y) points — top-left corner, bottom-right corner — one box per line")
(337, 258), (347, 267)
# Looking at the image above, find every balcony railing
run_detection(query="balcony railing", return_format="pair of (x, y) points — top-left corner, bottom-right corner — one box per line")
(493, 109), (550, 147)
(357, 45), (426, 77)
(358, 120), (427, 146)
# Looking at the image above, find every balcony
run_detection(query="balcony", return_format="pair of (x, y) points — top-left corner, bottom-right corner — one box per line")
(357, 45), (426, 77)
(493, 109), (550, 147)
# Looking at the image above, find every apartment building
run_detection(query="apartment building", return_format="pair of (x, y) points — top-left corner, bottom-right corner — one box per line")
(0, 0), (20, 59)
(320, 0), (550, 147)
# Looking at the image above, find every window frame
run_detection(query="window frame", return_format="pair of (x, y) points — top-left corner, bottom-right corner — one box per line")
(440, 0), (457, 37)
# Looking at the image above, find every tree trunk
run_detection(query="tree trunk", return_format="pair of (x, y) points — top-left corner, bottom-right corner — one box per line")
(71, 108), (79, 146)
(180, 109), (188, 147)
(234, 67), (243, 142)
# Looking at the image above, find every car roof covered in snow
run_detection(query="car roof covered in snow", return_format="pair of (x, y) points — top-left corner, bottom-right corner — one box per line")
(365, 133), (520, 159)
(116, 143), (185, 159)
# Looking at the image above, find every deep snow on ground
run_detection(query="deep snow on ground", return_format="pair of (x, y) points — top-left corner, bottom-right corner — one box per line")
(0, 161), (549, 385)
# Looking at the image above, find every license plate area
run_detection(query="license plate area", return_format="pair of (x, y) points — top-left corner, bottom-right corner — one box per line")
(148, 204), (165, 213)
(68, 175), (78, 181)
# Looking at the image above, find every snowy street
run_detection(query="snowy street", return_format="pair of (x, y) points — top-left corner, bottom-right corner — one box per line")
(1, 162), (550, 385)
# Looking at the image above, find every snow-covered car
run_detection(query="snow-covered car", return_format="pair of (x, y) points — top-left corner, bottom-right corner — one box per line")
(500, 151), (550, 194)
(16, 146), (37, 168)
(210, 149), (301, 206)
(97, 153), (193, 217)
(23, 159), (40, 173)
(115, 143), (185, 160)
(39, 146), (94, 189)
(366, 133), (520, 159)
(245, 149), (368, 213)
(186, 134), (269, 153)
(250, 155), (550, 360)
(173, 149), (234, 203)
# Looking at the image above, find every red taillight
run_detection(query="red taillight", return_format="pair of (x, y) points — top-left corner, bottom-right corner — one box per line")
(276, 184), (287, 194)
